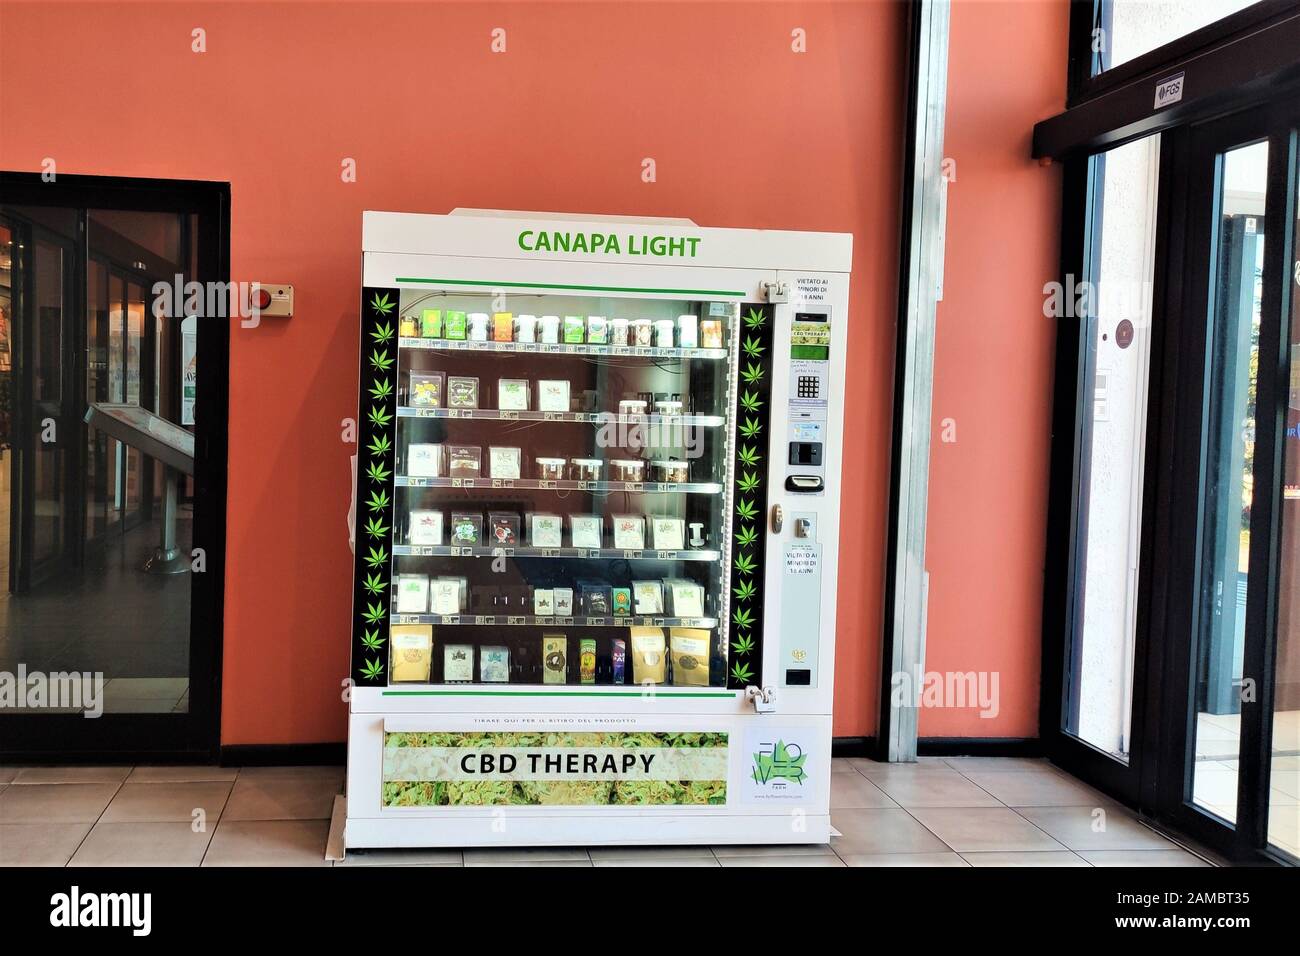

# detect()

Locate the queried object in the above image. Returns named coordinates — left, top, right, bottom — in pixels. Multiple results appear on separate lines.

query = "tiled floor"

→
left=0, top=757, right=1216, bottom=867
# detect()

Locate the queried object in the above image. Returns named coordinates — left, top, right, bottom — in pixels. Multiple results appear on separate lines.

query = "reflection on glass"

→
left=1268, top=160, right=1300, bottom=860
left=386, top=293, right=734, bottom=688
left=31, top=240, right=65, bottom=564
left=86, top=261, right=107, bottom=540
left=1065, top=135, right=1160, bottom=762
left=1193, top=140, right=1268, bottom=824
left=125, top=283, right=145, bottom=520
left=0, top=225, right=12, bottom=584
left=1106, top=0, right=1263, bottom=72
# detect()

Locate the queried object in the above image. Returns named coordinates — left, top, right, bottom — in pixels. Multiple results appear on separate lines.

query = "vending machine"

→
left=345, top=209, right=851, bottom=848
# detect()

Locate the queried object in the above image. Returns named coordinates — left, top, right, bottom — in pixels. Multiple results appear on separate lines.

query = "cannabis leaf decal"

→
left=368, top=405, right=393, bottom=428
left=734, top=552, right=756, bottom=577
left=739, top=389, right=763, bottom=413
left=370, top=320, right=394, bottom=343
left=733, top=605, right=755, bottom=630
left=731, top=633, right=755, bottom=656
left=366, top=434, right=392, bottom=457
left=368, top=377, right=393, bottom=401
left=743, top=307, right=767, bottom=329
left=369, top=348, right=394, bottom=372
left=365, top=461, right=391, bottom=484
left=739, top=416, right=761, bottom=439
left=360, top=628, right=385, bottom=651
left=364, top=546, right=388, bottom=569
left=730, top=661, right=754, bottom=683
left=366, top=489, right=390, bottom=512
left=737, top=470, right=760, bottom=494
left=735, top=498, right=758, bottom=522
left=735, top=524, right=758, bottom=548
left=362, top=601, right=385, bottom=624
left=364, top=516, right=388, bottom=539
left=741, top=335, right=765, bottom=358
left=363, top=572, right=385, bottom=595
left=369, top=292, right=395, bottom=316
left=360, top=657, right=385, bottom=680
left=741, top=361, right=764, bottom=384
left=734, top=578, right=757, bottom=601
left=738, top=444, right=761, bottom=467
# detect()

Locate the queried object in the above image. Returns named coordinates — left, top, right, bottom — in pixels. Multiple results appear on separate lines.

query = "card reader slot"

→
left=784, top=475, right=824, bottom=493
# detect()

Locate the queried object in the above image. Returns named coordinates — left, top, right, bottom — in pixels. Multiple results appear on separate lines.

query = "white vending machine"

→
left=345, top=209, right=852, bottom=848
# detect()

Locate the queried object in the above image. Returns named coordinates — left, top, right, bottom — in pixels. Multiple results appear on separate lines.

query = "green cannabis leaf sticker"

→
left=741, top=335, right=765, bottom=358
left=369, top=348, right=394, bottom=372
left=741, top=361, right=764, bottom=384
left=364, top=516, right=388, bottom=539
left=368, top=405, right=393, bottom=428
left=369, top=377, right=393, bottom=401
left=734, top=578, right=757, bottom=601
left=365, top=461, right=391, bottom=484
left=366, top=489, right=390, bottom=512
left=360, top=628, right=385, bottom=651
left=363, top=572, right=385, bottom=596
left=730, top=661, right=754, bottom=683
left=735, top=524, right=757, bottom=548
left=739, top=389, right=763, bottom=413
left=743, top=307, right=767, bottom=329
left=370, top=320, right=394, bottom=343
left=364, top=546, right=387, bottom=569
left=367, top=434, right=392, bottom=457
left=738, top=444, right=761, bottom=467
left=731, top=633, right=755, bottom=656
left=369, top=292, right=395, bottom=316
left=739, top=416, right=761, bottom=439
left=737, top=470, right=760, bottom=494
left=735, top=498, right=758, bottom=522
left=362, top=601, right=385, bottom=624
left=732, top=605, right=754, bottom=630
left=360, top=657, right=385, bottom=680
left=752, top=740, right=808, bottom=785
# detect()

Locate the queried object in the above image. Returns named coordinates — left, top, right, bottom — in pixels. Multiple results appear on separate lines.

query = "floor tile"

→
left=464, top=847, right=591, bottom=865
left=959, top=770, right=1117, bottom=807
left=1079, top=848, right=1210, bottom=867
left=222, top=775, right=339, bottom=821
left=838, top=851, right=969, bottom=867
left=718, top=853, right=846, bottom=867
left=235, top=765, right=344, bottom=782
left=0, top=768, right=18, bottom=785
left=69, top=821, right=212, bottom=866
left=907, top=807, right=1067, bottom=853
left=869, top=769, right=1002, bottom=808
left=588, top=845, right=715, bottom=861
left=593, top=856, right=720, bottom=867
left=846, top=757, right=947, bottom=777
left=961, top=850, right=1091, bottom=867
left=0, top=783, right=119, bottom=823
left=0, top=823, right=92, bottom=865
left=943, top=756, right=1055, bottom=774
left=12, top=766, right=130, bottom=785
left=103, top=677, right=189, bottom=699
left=202, top=820, right=330, bottom=866
left=830, top=758, right=859, bottom=773
left=830, top=772, right=898, bottom=809
left=712, top=843, right=837, bottom=858
left=1015, top=806, right=1176, bottom=852
left=127, top=765, right=239, bottom=784
left=100, top=781, right=232, bottom=824
left=337, top=848, right=463, bottom=866
left=830, top=808, right=950, bottom=855
left=101, top=698, right=179, bottom=714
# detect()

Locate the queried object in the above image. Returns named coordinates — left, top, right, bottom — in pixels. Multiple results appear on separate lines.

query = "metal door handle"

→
left=771, top=504, right=783, bottom=533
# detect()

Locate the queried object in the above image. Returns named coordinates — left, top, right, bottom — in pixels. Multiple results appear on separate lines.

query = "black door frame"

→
left=0, top=173, right=229, bottom=762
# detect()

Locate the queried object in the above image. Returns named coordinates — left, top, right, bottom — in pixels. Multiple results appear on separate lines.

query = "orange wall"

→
left=0, top=1, right=908, bottom=743
left=922, top=0, right=1067, bottom=738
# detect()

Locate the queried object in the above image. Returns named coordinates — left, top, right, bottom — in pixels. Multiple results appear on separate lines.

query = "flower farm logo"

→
left=751, top=739, right=808, bottom=787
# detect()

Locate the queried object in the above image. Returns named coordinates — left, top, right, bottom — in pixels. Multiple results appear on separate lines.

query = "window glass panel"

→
left=1103, top=0, right=1264, bottom=72
left=1064, top=134, right=1160, bottom=762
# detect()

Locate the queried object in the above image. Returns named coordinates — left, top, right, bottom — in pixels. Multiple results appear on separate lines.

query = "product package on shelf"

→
left=430, top=577, right=462, bottom=615
left=480, top=646, right=510, bottom=683
left=568, top=514, right=603, bottom=549
left=443, top=643, right=474, bottom=682
left=395, top=574, right=430, bottom=613
left=409, top=371, right=445, bottom=407
left=553, top=587, right=574, bottom=617
left=444, top=310, right=468, bottom=340
left=610, top=637, right=627, bottom=683
left=420, top=309, right=442, bottom=338
left=586, top=315, right=608, bottom=344
left=448, top=512, right=483, bottom=545
left=447, top=375, right=480, bottom=408
left=530, top=513, right=563, bottom=548
left=533, top=588, right=555, bottom=615
left=542, top=634, right=567, bottom=683
left=562, top=315, right=585, bottom=344
left=489, top=446, right=522, bottom=479
left=630, top=627, right=666, bottom=684
left=669, top=628, right=711, bottom=686
left=650, top=517, right=686, bottom=550
left=611, top=587, right=632, bottom=616
left=632, top=580, right=664, bottom=615
left=389, top=625, right=433, bottom=683
left=497, top=379, right=530, bottom=410
left=579, top=638, right=597, bottom=684
left=537, top=380, right=570, bottom=412
left=577, top=581, right=610, bottom=616
left=665, top=579, right=706, bottom=618
left=407, top=443, right=445, bottom=478
left=408, top=510, right=443, bottom=546
left=487, top=511, right=520, bottom=546
left=493, top=312, right=514, bottom=342
left=613, top=515, right=646, bottom=550
left=447, top=445, right=482, bottom=478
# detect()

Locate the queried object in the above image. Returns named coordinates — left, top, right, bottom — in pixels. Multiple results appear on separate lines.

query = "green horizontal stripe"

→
left=382, top=689, right=737, bottom=698
left=395, top=277, right=746, bottom=297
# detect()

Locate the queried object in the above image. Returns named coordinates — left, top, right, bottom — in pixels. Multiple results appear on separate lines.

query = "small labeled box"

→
left=611, top=587, right=633, bottom=617
left=666, top=579, right=705, bottom=618
left=650, top=517, right=686, bottom=551
left=420, top=309, right=443, bottom=338
left=487, top=512, right=520, bottom=546
left=447, top=445, right=482, bottom=479
left=579, top=582, right=611, bottom=616
left=444, top=310, right=468, bottom=340
left=389, top=625, right=433, bottom=683
left=407, top=443, right=445, bottom=478
left=443, top=644, right=474, bottom=682
left=533, top=588, right=555, bottom=615
left=395, top=574, right=429, bottom=613
left=399, top=315, right=418, bottom=338
left=489, top=446, right=522, bottom=480
left=630, top=627, right=667, bottom=685
left=536, top=380, right=571, bottom=412
left=480, top=646, right=510, bottom=683
left=430, top=577, right=462, bottom=615
left=530, top=513, right=564, bottom=548
left=408, top=510, right=442, bottom=546
left=447, top=376, right=480, bottom=409
left=493, top=312, right=514, bottom=342
left=409, top=371, right=445, bottom=407
left=586, top=315, right=609, bottom=344
left=542, top=634, right=568, bottom=684
left=612, top=514, right=646, bottom=550
left=448, top=512, right=483, bottom=546
left=670, top=628, right=711, bottom=686
left=497, top=379, right=530, bottom=411
left=632, top=580, right=664, bottom=615
left=562, top=315, right=586, bottom=343
left=568, top=514, right=603, bottom=549
left=700, top=318, right=724, bottom=349
left=553, top=587, right=574, bottom=617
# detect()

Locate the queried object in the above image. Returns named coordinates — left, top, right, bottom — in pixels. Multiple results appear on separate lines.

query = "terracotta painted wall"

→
left=922, top=0, right=1068, bottom=738
left=0, top=1, right=910, bottom=744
